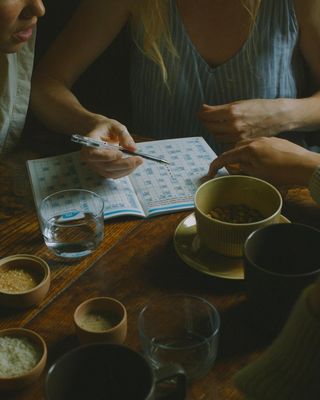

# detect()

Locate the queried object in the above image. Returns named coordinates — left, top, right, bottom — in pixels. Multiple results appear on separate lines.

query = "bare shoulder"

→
left=92, top=0, right=136, bottom=12
left=75, top=0, right=134, bottom=16
left=293, top=0, right=320, bottom=85
left=293, top=0, right=320, bottom=23
left=34, top=0, right=136, bottom=86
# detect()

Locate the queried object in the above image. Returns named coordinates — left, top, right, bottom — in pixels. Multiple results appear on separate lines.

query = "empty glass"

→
left=138, top=294, right=220, bottom=381
left=39, top=189, right=104, bottom=258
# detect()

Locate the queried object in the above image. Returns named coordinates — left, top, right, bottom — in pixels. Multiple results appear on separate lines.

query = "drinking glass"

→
left=39, top=189, right=104, bottom=258
left=138, top=294, right=220, bottom=381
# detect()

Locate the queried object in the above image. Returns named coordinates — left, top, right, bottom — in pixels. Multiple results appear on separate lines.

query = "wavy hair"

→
left=130, top=0, right=261, bottom=82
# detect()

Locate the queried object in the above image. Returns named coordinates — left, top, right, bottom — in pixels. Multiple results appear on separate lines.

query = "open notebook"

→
left=27, top=137, right=227, bottom=219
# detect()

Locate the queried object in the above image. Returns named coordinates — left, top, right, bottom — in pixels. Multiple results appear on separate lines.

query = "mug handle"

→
left=154, top=363, right=187, bottom=399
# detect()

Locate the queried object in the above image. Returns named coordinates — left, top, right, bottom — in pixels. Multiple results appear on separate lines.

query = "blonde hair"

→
left=130, top=0, right=176, bottom=83
left=130, top=0, right=261, bottom=82
left=241, top=0, right=261, bottom=28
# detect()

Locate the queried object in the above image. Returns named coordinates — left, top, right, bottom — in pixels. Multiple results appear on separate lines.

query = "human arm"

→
left=198, top=0, right=320, bottom=144
left=31, top=0, right=143, bottom=179
left=208, top=136, right=320, bottom=189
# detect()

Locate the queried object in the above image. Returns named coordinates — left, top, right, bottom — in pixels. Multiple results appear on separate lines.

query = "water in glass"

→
left=149, top=332, right=217, bottom=380
left=43, top=211, right=104, bottom=258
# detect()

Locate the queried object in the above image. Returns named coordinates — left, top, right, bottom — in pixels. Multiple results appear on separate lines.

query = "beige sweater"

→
left=234, top=286, right=320, bottom=400
left=309, top=166, right=320, bottom=204
left=234, top=168, right=320, bottom=399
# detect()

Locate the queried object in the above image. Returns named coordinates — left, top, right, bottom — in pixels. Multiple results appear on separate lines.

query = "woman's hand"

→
left=208, top=136, right=320, bottom=186
left=198, top=99, right=290, bottom=144
left=81, top=117, right=143, bottom=179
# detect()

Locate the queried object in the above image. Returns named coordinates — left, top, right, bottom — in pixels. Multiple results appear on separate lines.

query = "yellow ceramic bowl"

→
left=194, top=175, right=283, bottom=257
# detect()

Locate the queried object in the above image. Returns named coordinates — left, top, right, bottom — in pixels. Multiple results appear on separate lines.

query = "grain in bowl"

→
left=0, top=254, right=50, bottom=308
left=0, top=328, right=47, bottom=391
left=0, top=336, right=41, bottom=378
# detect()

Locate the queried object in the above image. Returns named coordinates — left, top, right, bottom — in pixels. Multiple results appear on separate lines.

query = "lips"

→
left=13, top=27, right=34, bottom=42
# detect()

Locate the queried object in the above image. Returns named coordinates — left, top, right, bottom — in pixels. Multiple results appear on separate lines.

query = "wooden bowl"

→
left=0, top=254, right=50, bottom=308
left=0, top=328, right=47, bottom=391
left=74, top=297, right=127, bottom=345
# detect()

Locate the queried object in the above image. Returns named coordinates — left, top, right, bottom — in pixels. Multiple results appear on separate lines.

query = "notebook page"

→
left=27, top=152, right=145, bottom=219
left=130, top=137, right=227, bottom=217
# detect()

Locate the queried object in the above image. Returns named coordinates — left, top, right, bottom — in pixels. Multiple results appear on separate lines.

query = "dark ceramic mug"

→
left=45, top=343, right=186, bottom=400
left=244, top=223, right=320, bottom=335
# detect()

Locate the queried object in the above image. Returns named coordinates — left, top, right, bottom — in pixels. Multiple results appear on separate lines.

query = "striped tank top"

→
left=130, top=0, right=308, bottom=154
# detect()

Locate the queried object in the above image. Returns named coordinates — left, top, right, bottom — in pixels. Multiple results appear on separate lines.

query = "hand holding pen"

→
left=77, top=127, right=145, bottom=179
left=72, top=134, right=169, bottom=164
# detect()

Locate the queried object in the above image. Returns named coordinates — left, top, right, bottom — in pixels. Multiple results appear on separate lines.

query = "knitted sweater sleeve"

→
left=309, top=166, right=320, bottom=204
left=233, top=285, right=320, bottom=400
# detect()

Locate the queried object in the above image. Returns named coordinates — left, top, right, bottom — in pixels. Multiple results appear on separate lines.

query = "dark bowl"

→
left=45, top=344, right=153, bottom=400
left=244, top=223, right=320, bottom=334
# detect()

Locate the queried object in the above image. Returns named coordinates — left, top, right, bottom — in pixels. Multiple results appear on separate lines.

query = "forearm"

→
left=275, top=92, right=320, bottom=133
left=30, top=74, right=107, bottom=136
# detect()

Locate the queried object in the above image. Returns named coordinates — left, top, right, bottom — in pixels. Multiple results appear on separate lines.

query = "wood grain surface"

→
left=1, top=145, right=319, bottom=400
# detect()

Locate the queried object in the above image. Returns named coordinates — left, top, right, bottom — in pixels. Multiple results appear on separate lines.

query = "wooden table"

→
left=1, top=145, right=320, bottom=400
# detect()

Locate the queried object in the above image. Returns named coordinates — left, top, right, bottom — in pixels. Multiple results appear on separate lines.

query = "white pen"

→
left=71, top=134, right=170, bottom=165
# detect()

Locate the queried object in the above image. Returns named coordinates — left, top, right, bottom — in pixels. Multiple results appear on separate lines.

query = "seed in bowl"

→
left=207, top=204, right=264, bottom=224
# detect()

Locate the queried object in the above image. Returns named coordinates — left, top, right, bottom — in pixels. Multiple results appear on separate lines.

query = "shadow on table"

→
left=218, top=299, right=278, bottom=362
left=46, top=334, right=78, bottom=366
left=146, top=238, right=245, bottom=295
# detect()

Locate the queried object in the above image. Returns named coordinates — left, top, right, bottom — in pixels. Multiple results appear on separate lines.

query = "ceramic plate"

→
left=174, top=213, right=290, bottom=280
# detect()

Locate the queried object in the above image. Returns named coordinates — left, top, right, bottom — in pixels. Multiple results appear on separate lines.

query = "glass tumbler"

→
left=138, top=294, right=220, bottom=381
left=39, top=189, right=104, bottom=258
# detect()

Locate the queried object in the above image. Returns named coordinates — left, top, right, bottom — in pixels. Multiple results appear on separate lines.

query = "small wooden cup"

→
left=74, top=297, right=127, bottom=345
left=0, top=328, right=47, bottom=391
left=0, top=254, right=50, bottom=308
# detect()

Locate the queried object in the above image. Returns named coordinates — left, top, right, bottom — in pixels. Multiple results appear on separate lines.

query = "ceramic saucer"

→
left=173, top=213, right=290, bottom=280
